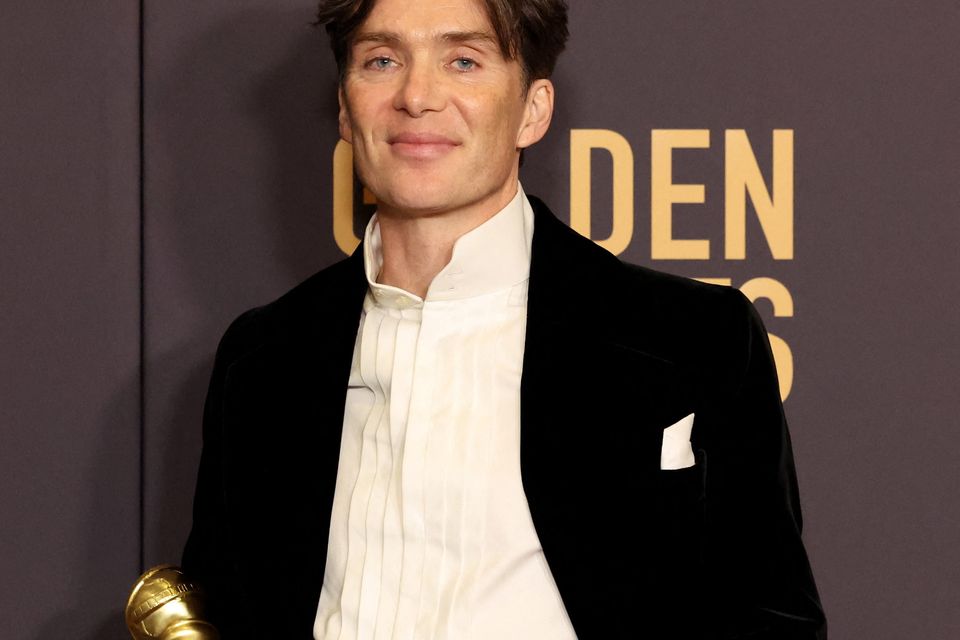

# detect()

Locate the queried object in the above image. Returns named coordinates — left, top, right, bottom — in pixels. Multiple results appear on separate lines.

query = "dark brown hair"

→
left=314, top=0, right=569, bottom=89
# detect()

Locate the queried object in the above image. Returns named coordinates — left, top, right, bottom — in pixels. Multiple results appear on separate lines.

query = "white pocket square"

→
left=660, top=412, right=696, bottom=470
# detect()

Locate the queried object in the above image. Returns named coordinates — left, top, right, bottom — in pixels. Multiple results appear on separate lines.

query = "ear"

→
left=338, top=85, right=353, bottom=144
left=516, top=79, right=555, bottom=150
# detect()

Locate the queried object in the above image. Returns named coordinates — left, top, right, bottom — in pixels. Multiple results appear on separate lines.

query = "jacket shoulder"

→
left=213, top=254, right=362, bottom=367
left=620, top=261, right=751, bottom=327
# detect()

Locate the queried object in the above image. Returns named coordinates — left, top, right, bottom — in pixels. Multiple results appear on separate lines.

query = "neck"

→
left=375, top=181, right=519, bottom=298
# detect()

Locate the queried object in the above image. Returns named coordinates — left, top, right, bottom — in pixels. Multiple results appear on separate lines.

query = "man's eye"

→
left=366, top=56, right=395, bottom=70
left=452, top=57, right=477, bottom=71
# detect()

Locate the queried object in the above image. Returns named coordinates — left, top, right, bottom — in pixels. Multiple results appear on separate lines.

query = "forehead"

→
left=357, top=0, right=495, bottom=43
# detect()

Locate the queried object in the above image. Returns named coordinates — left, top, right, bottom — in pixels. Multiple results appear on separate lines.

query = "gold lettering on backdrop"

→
left=724, top=129, right=794, bottom=260
left=694, top=277, right=794, bottom=401
left=569, top=129, right=635, bottom=255
left=333, top=140, right=360, bottom=254
left=651, top=129, right=711, bottom=260
left=335, top=129, right=795, bottom=262
left=740, top=277, right=794, bottom=400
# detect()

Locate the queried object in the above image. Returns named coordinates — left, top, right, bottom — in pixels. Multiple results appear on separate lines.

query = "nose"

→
left=393, top=60, right=446, bottom=117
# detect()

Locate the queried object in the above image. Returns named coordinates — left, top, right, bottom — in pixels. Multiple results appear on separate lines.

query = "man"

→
left=183, top=0, right=826, bottom=637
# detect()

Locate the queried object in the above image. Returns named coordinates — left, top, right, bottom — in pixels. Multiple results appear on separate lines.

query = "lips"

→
left=388, top=132, right=460, bottom=159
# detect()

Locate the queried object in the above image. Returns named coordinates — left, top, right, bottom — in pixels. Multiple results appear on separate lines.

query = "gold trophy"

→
left=125, top=565, right=220, bottom=639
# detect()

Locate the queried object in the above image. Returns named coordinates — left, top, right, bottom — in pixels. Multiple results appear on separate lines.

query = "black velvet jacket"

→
left=183, top=196, right=826, bottom=639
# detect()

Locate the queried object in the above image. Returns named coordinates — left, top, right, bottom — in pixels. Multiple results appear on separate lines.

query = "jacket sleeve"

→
left=702, top=289, right=827, bottom=639
left=181, top=311, right=257, bottom=636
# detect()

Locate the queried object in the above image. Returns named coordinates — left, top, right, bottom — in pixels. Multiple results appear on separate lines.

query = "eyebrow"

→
left=440, top=31, right=499, bottom=47
left=352, top=30, right=499, bottom=49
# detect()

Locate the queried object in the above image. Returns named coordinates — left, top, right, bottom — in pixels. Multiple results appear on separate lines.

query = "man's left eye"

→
left=452, top=57, right=476, bottom=71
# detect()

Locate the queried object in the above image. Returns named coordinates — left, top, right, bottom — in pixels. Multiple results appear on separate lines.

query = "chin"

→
left=371, top=174, right=473, bottom=217
left=380, top=190, right=459, bottom=216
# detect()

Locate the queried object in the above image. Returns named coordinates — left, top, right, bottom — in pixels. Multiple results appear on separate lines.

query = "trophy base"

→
left=160, top=620, right=220, bottom=640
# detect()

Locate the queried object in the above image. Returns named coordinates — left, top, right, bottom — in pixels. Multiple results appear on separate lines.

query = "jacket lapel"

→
left=221, top=248, right=367, bottom=624
left=519, top=196, right=694, bottom=631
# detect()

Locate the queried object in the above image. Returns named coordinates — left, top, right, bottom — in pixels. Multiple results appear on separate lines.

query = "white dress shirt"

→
left=313, top=185, right=578, bottom=640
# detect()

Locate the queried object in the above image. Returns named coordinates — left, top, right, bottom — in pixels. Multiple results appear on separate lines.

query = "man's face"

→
left=339, top=0, right=552, bottom=219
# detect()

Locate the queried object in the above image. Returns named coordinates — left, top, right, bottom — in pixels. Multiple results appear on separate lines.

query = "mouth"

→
left=388, top=133, right=460, bottom=160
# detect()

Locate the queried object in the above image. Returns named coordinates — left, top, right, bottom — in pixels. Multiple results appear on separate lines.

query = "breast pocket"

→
left=659, top=448, right=706, bottom=503
left=654, top=448, right=707, bottom=585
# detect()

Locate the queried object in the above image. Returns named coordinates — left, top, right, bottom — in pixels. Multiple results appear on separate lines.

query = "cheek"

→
left=341, top=84, right=382, bottom=138
left=461, top=94, right=524, bottom=145
left=341, top=109, right=383, bottom=169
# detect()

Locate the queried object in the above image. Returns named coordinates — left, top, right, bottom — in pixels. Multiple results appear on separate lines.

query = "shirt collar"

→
left=362, top=183, right=534, bottom=308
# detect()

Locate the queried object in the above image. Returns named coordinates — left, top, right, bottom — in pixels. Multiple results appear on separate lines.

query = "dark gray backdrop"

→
left=2, top=1, right=958, bottom=638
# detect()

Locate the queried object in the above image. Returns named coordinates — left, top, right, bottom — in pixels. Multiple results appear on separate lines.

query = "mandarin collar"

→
left=362, top=184, right=534, bottom=309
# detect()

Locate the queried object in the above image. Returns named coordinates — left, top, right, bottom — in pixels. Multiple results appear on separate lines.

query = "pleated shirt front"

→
left=313, top=187, right=577, bottom=640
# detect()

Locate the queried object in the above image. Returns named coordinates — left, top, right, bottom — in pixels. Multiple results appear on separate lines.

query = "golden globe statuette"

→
left=125, top=565, right=220, bottom=639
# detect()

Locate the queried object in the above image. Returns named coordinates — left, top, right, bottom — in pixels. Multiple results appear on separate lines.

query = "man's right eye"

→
left=366, top=56, right=395, bottom=70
